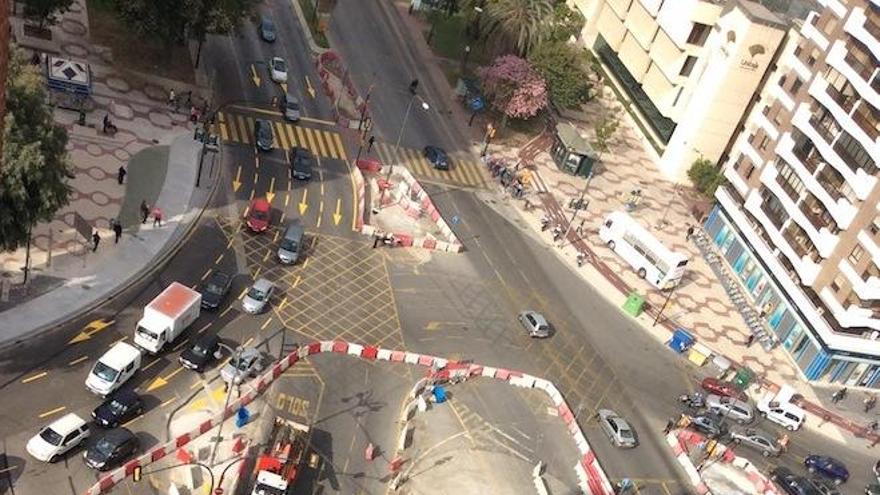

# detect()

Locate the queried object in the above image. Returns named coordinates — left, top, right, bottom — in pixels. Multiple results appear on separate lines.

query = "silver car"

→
left=705, top=393, right=755, bottom=424
left=282, top=93, right=301, bottom=122
left=729, top=428, right=781, bottom=457
left=242, top=278, right=274, bottom=314
left=597, top=409, right=637, bottom=448
left=220, top=348, right=263, bottom=384
left=518, top=311, right=550, bottom=338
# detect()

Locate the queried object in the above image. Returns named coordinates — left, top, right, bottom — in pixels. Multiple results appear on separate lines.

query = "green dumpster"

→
left=733, top=367, right=754, bottom=389
left=622, top=292, right=645, bottom=317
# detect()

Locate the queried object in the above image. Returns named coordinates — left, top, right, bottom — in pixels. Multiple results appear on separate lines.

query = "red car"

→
left=701, top=377, right=743, bottom=399
left=246, top=198, right=271, bottom=233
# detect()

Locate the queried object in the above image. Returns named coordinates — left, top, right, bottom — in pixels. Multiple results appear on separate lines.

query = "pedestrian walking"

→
left=777, top=433, right=789, bottom=453
left=577, top=219, right=586, bottom=237
left=113, top=220, right=122, bottom=244
left=685, top=225, right=695, bottom=241
left=832, top=387, right=847, bottom=404
left=168, top=88, right=176, bottom=109
left=102, top=113, right=110, bottom=134
left=367, top=135, right=375, bottom=153
left=189, top=105, right=199, bottom=124
left=140, top=200, right=150, bottom=224
left=92, top=231, right=100, bottom=252
left=117, top=165, right=126, bottom=185
left=870, top=420, right=879, bottom=432
left=865, top=395, right=877, bottom=413
left=152, top=207, right=163, bottom=227
left=663, top=418, right=675, bottom=434
left=373, top=234, right=381, bottom=249
left=745, top=333, right=755, bottom=347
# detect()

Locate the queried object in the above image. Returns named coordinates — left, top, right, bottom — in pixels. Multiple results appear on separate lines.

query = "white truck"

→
left=134, top=282, right=201, bottom=354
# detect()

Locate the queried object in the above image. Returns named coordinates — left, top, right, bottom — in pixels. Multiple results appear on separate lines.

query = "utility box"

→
left=622, top=292, right=644, bottom=317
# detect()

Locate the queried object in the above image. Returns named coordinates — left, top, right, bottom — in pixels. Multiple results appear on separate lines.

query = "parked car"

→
left=701, top=377, right=744, bottom=399
left=84, top=428, right=139, bottom=471
left=26, top=413, right=90, bottom=463
left=290, top=147, right=313, bottom=180
left=242, top=278, right=275, bottom=314
left=258, top=17, right=276, bottom=42
left=597, top=409, right=637, bottom=448
left=254, top=119, right=274, bottom=151
left=270, top=57, right=288, bottom=83
left=220, top=347, right=264, bottom=384
left=423, top=145, right=449, bottom=170
left=705, top=394, right=755, bottom=424
left=246, top=198, right=271, bottom=233
left=689, top=413, right=728, bottom=438
left=865, top=484, right=880, bottom=495
left=282, top=93, right=301, bottom=121
left=729, top=428, right=781, bottom=457
left=200, top=270, right=232, bottom=310
left=92, top=390, right=144, bottom=429
left=810, top=479, right=841, bottom=495
left=805, top=455, right=849, bottom=485
left=771, top=467, right=825, bottom=495
left=517, top=311, right=550, bottom=338
left=179, top=334, right=221, bottom=372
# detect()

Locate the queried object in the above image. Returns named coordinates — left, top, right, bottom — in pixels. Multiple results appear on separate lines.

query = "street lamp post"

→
left=460, top=45, right=471, bottom=74
left=210, top=345, right=243, bottom=465
left=387, top=94, right=429, bottom=179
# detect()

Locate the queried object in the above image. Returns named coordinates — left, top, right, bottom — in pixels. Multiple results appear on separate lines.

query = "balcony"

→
left=840, top=259, right=880, bottom=301
left=802, top=11, right=830, bottom=51
left=810, top=77, right=877, bottom=157
left=825, top=82, right=856, bottom=113
left=859, top=230, right=880, bottom=271
left=799, top=194, right=839, bottom=235
left=845, top=7, right=880, bottom=65
left=820, top=287, right=880, bottom=332
left=817, top=0, right=848, bottom=19
left=827, top=41, right=880, bottom=111
left=723, top=160, right=751, bottom=196
left=851, top=104, right=880, bottom=141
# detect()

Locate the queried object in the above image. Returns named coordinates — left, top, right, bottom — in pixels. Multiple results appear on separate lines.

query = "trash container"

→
left=668, top=329, right=695, bottom=354
left=733, top=367, right=754, bottom=389
left=622, top=292, right=645, bottom=317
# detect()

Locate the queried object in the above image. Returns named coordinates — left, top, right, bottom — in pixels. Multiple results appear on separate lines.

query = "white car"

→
left=242, top=278, right=275, bottom=314
left=26, top=413, right=90, bottom=462
left=270, top=57, right=288, bottom=83
left=597, top=409, right=637, bottom=448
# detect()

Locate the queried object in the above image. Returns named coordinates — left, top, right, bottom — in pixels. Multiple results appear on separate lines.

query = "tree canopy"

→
left=688, top=157, right=726, bottom=198
left=478, top=54, right=548, bottom=121
left=529, top=40, right=593, bottom=109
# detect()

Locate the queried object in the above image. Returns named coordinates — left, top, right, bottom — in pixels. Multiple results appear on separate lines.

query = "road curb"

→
left=288, top=0, right=328, bottom=55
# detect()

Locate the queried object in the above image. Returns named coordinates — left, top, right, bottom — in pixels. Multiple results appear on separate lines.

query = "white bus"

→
left=599, top=211, right=688, bottom=290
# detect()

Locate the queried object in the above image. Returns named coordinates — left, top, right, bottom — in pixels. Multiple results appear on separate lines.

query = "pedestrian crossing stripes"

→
left=216, top=112, right=347, bottom=161
left=374, top=142, right=487, bottom=189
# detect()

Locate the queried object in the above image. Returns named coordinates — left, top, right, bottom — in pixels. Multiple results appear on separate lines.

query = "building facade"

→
left=569, top=0, right=815, bottom=180
left=709, top=0, right=880, bottom=386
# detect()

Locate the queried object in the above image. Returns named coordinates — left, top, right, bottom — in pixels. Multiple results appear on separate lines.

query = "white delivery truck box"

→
left=134, top=282, right=201, bottom=353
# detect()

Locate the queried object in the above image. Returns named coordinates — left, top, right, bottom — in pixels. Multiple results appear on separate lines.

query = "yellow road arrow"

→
left=232, top=165, right=243, bottom=192
left=333, top=199, right=343, bottom=226
left=298, top=189, right=309, bottom=215
left=280, top=82, right=288, bottom=93
left=305, top=76, right=316, bottom=98
left=146, top=367, right=184, bottom=392
left=266, top=177, right=276, bottom=204
left=250, top=64, right=262, bottom=87
left=68, top=319, right=115, bottom=345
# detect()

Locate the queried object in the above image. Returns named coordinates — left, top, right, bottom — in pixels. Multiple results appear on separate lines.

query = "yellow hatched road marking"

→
left=305, top=128, right=320, bottom=157
left=274, top=122, right=289, bottom=149
left=225, top=113, right=238, bottom=142
left=239, top=115, right=253, bottom=144
left=323, top=131, right=339, bottom=159
left=284, top=125, right=298, bottom=149
left=457, top=159, right=480, bottom=185
left=332, top=133, right=347, bottom=160
left=219, top=115, right=229, bottom=141
left=314, top=130, right=329, bottom=158
left=295, top=126, right=308, bottom=152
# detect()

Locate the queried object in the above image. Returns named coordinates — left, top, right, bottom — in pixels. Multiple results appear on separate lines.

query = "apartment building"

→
left=569, top=0, right=815, bottom=180
left=708, top=0, right=880, bottom=386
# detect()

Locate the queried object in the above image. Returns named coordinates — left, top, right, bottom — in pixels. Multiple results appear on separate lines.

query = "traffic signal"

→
left=409, top=79, right=419, bottom=95
left=133, top=465, right=142, bottom=482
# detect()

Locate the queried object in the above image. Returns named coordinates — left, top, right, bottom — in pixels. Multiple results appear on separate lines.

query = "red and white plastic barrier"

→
left=83, top=341, right=612, bottom=495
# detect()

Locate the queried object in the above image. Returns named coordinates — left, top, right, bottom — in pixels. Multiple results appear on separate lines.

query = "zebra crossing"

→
left=374, top=142, right=488, bottom=189
left=216, top=111, right=347, bottom=160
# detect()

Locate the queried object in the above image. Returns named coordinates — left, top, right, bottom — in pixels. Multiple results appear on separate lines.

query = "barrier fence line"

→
left=83, top=341, right=613, bottom=495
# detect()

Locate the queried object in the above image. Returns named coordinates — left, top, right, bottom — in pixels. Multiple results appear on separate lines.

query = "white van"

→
left=86, top=342, right=142, bottom=397
left=757, top=385, right=806, bottom=431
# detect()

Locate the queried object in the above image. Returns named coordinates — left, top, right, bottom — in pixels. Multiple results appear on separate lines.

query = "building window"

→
left=871, top=216, right=880, bottom=236
left=831, top=274, right=847, bottom=293
left=822, top=15, right=839, bottom=36
left=680, top=56, right=697, bottom=77
left=778, top=160, right=806, bottom=199
left=850, top=244, right=865, bottom=264
left=686, top=23, right=712, bottom=46
left=778, top=74, right=787, bottom=88
left=790, top=77, right=803, bottom=95
left=808, top=48, right=821, bottom=66
left=758, top=134, right=771, bottom=151
left=862, top=262, right=880, bottom=282
left=834, top=132, right=878, bottom=175
left=794, top=44, right=803, bottom=58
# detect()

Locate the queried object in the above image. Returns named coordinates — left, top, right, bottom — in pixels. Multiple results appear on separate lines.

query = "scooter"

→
left=679, top=392, right=705, bottom=409
left=540, top=216, right=551, bottom=232
left=576, top=251, right=587, bottom=267
left=552, top=226, right=564, bottom=242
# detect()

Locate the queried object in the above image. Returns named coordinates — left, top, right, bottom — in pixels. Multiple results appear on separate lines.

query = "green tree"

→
left=486, top=0, right=553, bottom=56
left=21, top=0, right=74, bottom=30
left=592, top=112, right=619, bottom=160
left=0, top=49, right=72, bottom=252
left=544, top=1, right=584, bottom=44
left=529, top=40, right=592, bottom=109
left=687, top=157, right=725, bottom=198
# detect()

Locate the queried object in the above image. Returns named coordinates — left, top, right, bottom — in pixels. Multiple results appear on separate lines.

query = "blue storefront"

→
left=705, top=204, right=880, bottom=388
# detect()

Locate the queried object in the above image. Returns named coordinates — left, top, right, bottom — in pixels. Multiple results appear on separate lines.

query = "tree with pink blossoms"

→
left=478, top=54, right=548, bottom=129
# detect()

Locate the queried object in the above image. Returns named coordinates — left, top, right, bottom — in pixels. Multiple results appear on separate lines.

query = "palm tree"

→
left=486, top=0, right=553, bottom=56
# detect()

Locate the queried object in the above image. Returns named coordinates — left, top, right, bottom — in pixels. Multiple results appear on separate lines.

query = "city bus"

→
left=598, top=211, right=689, bottom=290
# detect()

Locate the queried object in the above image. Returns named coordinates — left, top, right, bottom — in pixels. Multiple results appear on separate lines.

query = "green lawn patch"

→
left=298, top=0, right=329, bottom=48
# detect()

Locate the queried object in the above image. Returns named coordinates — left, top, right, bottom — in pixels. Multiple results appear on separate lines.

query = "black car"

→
left=290, top=147, right=313, bottom=180
left=689, top=413, right=728, bottom=438
left=84, top=428, right=138, bottom=470
left=92, top=390, right=144, bottom=429
left=259, top=17, right=276, bottom=42
left=423, top=145, right=449, bottom=170
left=200, top=270, right=232, bottom=310
left=771, top=467, right=824, bottom=495
left=179, top=334, right=221, bottom=372
left=254, top=119, right=273, bottom=152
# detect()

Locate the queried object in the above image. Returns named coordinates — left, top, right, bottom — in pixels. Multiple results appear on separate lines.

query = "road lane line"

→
left=142, top=358, right=162, bottom=372
left=263, top=249, right=271, bottom=262
left=278, top=296, right=288, bottom=311
left=201, top=269, right=212, bottom=281
left=38, top=406, right=66, bottom=418
left=109, top=336, right=128, bottom=347
left=238, top=287, right=247, bottom=300
left=253, top=266, right=262, bottom=278
left=273, top=231, right=280, bottom=243
left=172, top=338, right=191, bottom=352
left=220, top=306, right=234, bottom=318
left=243, top=337, right=254, bottom=348
left=122, top=414, right=144, bottom=429
left=317, top=201, right=324, bottom=228
left=261, top=317, right=273, bottom=330
left=68, top=356, right=89, bottom=366
left=293, top=276, right=301, bottom=288
left=214, top=253, right=224, bottom=264
left=160, top=396, right=178, bottom=408
left=22, top=371, right=48, bottom=383
left=280, top=211, right=287, bottom=224
left=285, top=193, right=290, bottom=207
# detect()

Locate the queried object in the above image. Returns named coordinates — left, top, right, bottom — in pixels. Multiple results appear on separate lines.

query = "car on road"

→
left=701, top=377, right=743, bottom=399
left=705, top=394, right=755, bottom=424
left=179, top=334, right=221, bottom=372
left=258, top=17, right=276, bottom=42
left=84, top=428, right=139, bottom=471
left=423, top=145, right=450, bottom=170
left=220, top=347, right=264, bottom=384
left=729, top=428, right=781, bottom=457
left=290, top=146, right=313, bottom=180
left=597, top=409, right=637, bottom=448
left=771, top=467, right=824, bottom=495
left=254, top=118, right=274, bottom=151
left=517, top=311, right=550, bottom=338
left=246, top=198, right=271, bottom=233
left=805, top=455, right=848, bottom=485
left=92, top=390, right=144, bottom=429
left=811, top=479, right=841, bottom=495
left=688, top=413, right=728, bottom=438
left=270, top=57, right=288, bottom=83
left=282, top=93, right=301, bottom=122
left=242, top=278, right=275, bottom=314
left=866, top=484, right=880, bottom=495
left=26, top=413, right=90, bottom=463
left=199, top=270, right=232, bottom=310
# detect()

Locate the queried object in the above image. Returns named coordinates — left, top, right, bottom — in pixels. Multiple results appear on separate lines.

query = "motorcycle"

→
left=679, top=392, right=705, bottom=409
left=552, top=226, right=564, bottom=242
left=576, top=251, right=587, bottom=267
left=540, top=216, right=551, bottom=232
